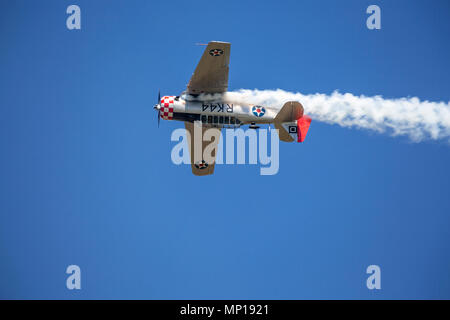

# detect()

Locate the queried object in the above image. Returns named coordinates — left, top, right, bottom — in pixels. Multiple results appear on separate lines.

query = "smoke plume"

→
left=226, top=89, right=450, bottom=142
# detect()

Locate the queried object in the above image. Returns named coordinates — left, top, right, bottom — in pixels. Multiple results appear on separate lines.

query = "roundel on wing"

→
left=252, top=106, right=266, bottom=117
left=209, top=49, right=224, bottom=56
left=194, top=160, right=209, bottom=170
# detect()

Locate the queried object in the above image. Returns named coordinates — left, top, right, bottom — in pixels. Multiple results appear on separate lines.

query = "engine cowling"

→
left=160, top=96, right=176, bottom=120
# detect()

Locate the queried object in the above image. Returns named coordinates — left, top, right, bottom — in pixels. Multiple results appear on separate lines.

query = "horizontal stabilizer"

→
left=275, top=101, right=304, bottom=122
left=275, top=122, right=295, bottom=142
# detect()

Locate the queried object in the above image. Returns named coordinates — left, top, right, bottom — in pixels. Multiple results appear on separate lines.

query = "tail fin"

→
left=274, top=101, right=311, bottom=143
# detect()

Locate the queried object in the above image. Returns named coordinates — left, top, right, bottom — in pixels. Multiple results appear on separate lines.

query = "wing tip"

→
left=209, top=40, right=231, bottom=45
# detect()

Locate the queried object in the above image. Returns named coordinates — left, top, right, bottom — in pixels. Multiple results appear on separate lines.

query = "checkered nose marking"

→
left=160, top=96, right=175, bottom=120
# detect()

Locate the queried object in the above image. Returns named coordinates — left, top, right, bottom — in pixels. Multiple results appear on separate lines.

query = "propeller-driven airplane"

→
left=154, top=41, right=311, bottom=176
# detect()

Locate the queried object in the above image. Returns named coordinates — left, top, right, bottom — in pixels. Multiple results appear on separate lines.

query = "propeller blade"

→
left=157, top=89, right=161, bottom=128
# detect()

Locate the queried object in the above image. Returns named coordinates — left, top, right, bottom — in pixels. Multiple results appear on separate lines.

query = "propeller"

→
left=154, top=90, right=161, bottom=127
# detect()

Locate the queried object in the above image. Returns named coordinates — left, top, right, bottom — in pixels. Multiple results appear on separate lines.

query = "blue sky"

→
left=1, top=0, right=449, bottom=299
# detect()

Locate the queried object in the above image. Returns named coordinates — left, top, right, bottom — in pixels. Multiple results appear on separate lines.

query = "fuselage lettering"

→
left=201, top=103, right=234, bottom=113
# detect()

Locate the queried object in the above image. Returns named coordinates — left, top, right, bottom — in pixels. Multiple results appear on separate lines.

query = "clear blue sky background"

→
left=1, top=0, right=449, bottom=299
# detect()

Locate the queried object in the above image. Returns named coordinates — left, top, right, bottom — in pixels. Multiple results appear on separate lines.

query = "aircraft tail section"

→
left=274, top=101, right=311, bottom=142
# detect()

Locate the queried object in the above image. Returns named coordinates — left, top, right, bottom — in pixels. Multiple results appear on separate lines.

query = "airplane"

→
left=154, top=41, right=312, bottom=176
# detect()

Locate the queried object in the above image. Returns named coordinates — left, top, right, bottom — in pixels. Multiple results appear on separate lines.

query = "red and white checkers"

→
left=160, top=96, right=175, bottom=120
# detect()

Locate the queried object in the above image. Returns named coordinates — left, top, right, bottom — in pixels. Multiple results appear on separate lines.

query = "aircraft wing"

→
left=184, top=122, right=221, bottom=176
left=187, top=41, right=230, bottom=95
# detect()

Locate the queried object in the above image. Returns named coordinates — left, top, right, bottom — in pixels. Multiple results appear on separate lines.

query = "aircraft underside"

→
left=171, top=112, right=244, bottom=128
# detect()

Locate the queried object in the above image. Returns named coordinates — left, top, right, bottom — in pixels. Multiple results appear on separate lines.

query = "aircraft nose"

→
left=154, top=96, right=164, bottom=110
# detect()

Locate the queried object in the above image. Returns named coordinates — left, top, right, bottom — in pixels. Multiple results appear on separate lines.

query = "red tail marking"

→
left=297, top=115, right=312, bottom=142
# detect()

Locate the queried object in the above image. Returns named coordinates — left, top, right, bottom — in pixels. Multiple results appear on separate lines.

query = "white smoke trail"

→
left=224, top=89, right=450, bottom=142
